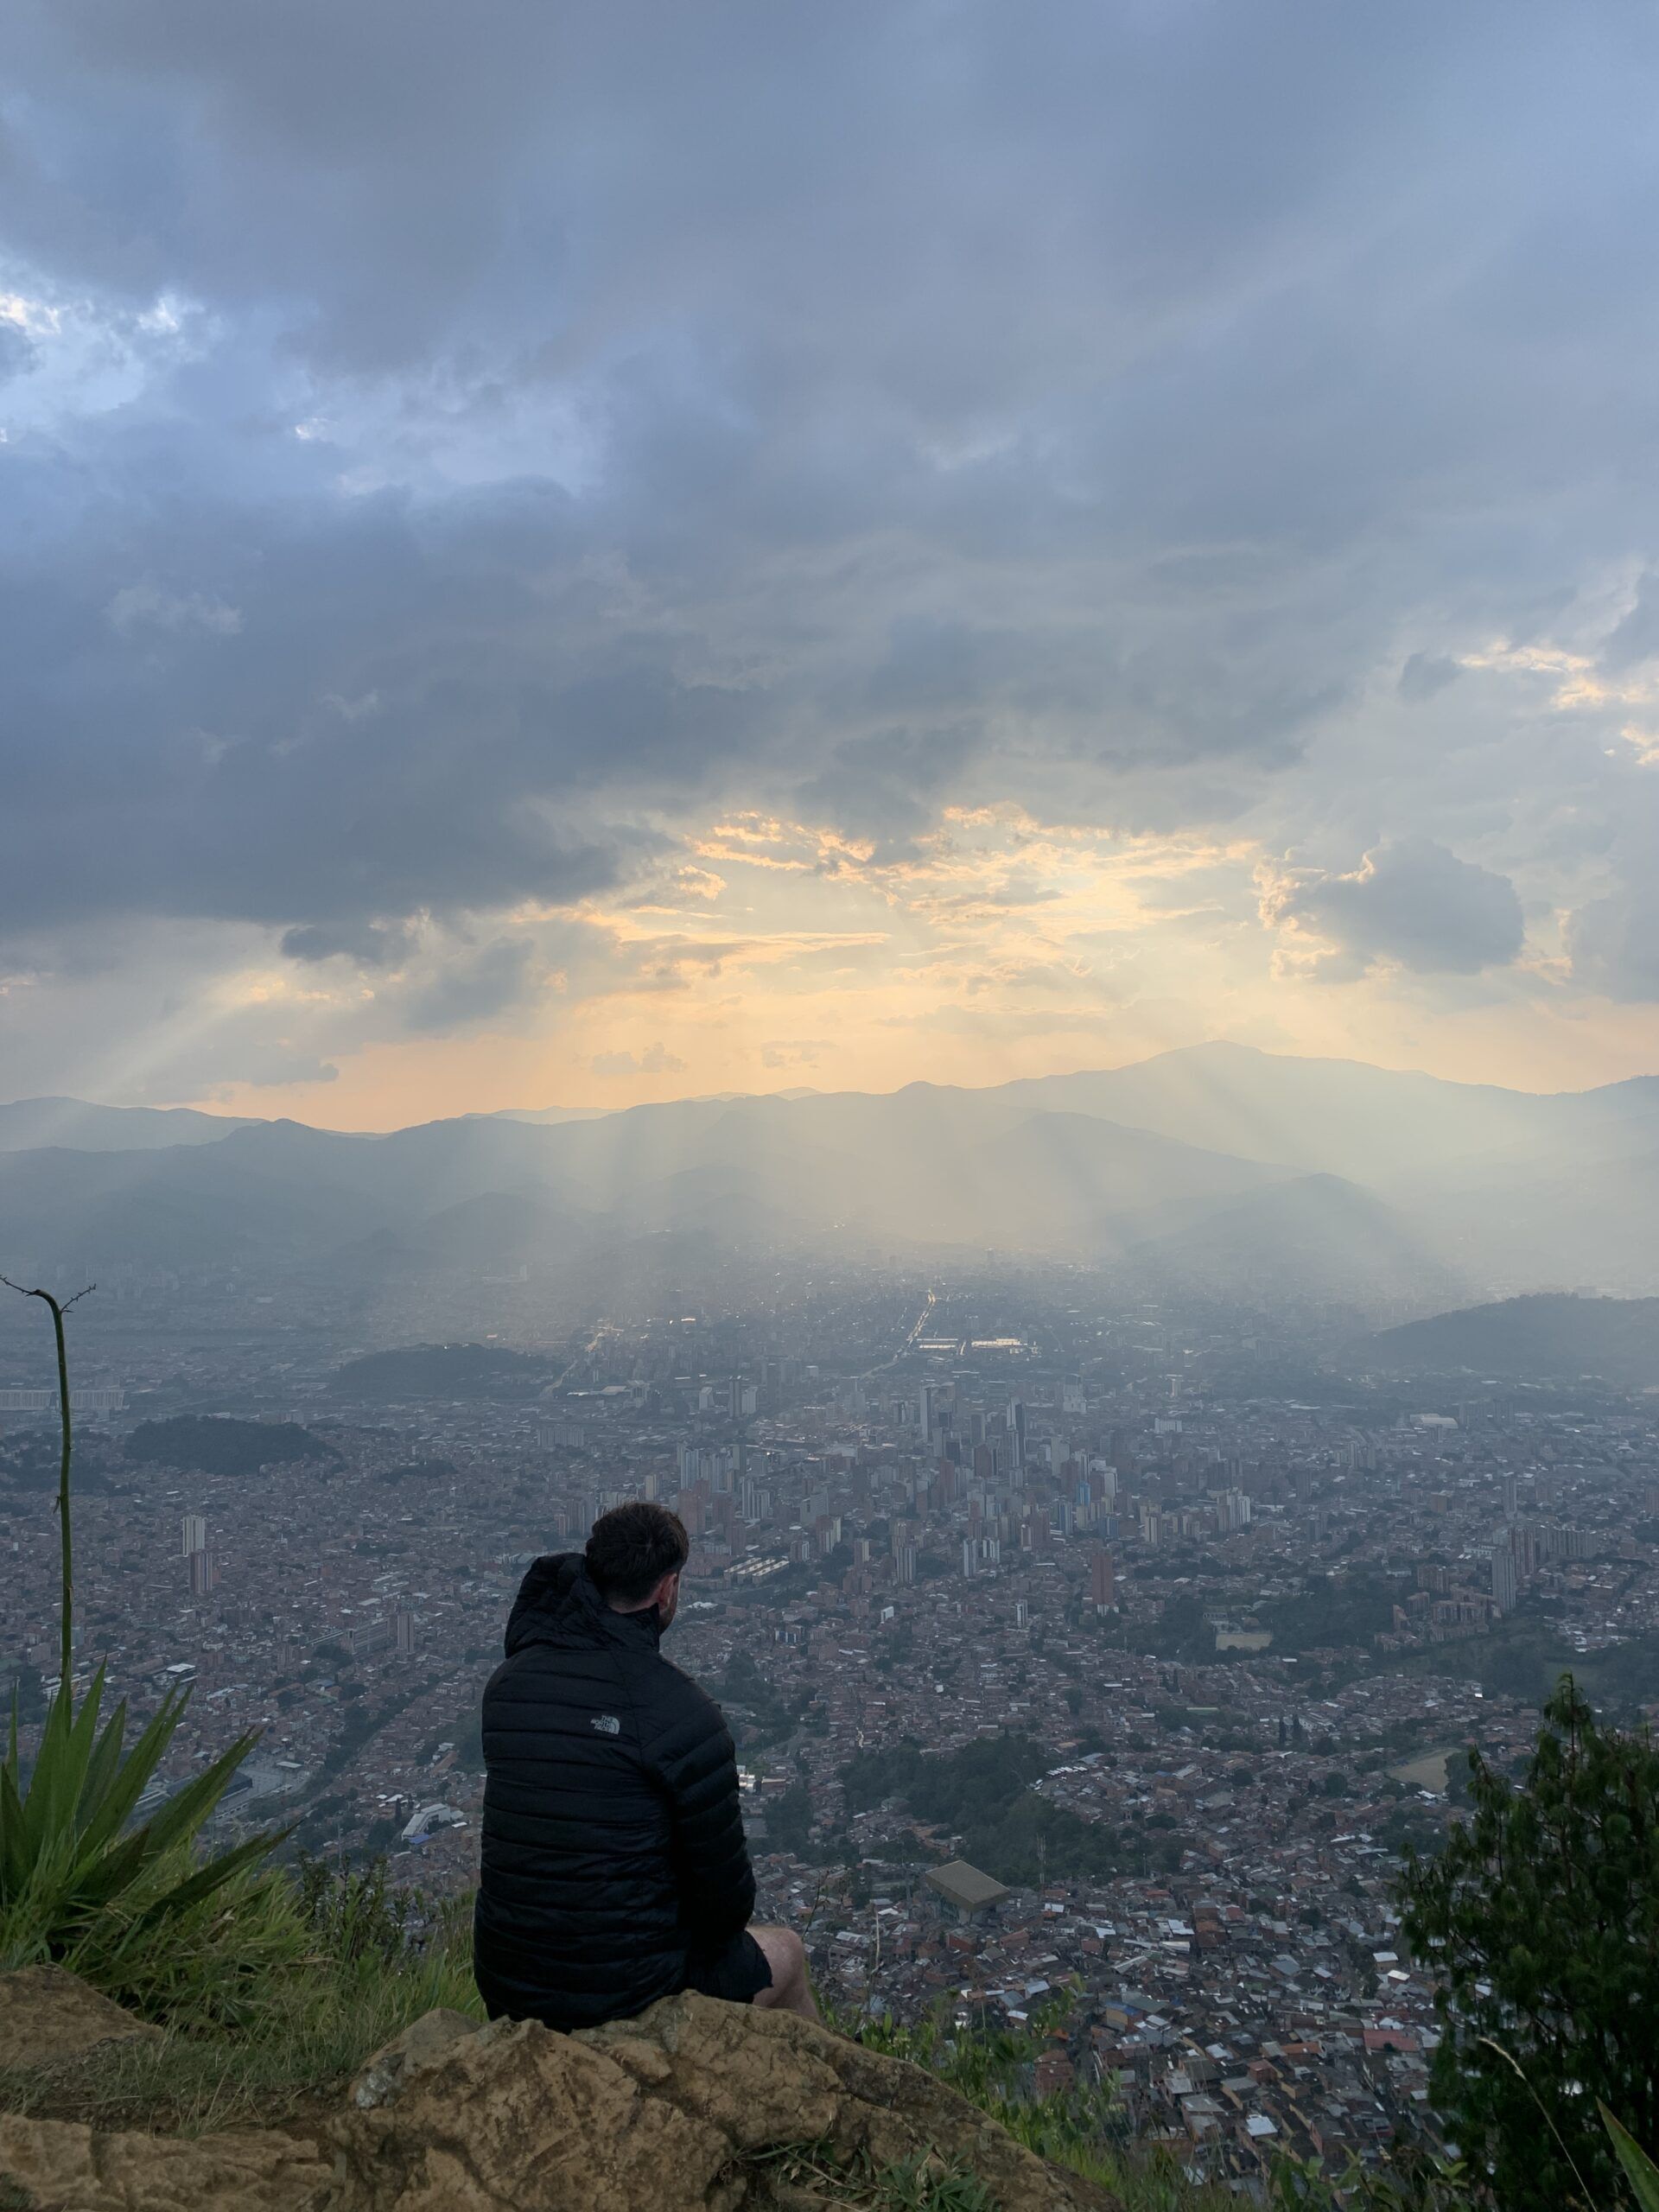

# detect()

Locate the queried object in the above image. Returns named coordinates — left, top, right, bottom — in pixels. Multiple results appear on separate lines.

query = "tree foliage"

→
left=839, top=1732, right=1118, bottom=1885
left=1397, top=1676, right=1659, bottom=2212
left=126, top=1414, right=337, bottom=1477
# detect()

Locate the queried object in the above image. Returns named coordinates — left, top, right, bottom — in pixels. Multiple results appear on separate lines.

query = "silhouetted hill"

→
left=125, top=1415, right=339, bottom=1476
left=1366, top=1294, right=1659, bottom=1385
left=329, top=1343, right=556, bottom=1400
left=1128, top=1173, right=1467, bottom=1308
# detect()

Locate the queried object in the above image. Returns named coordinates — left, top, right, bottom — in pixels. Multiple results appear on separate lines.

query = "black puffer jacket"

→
left=473, top=1553, right=754, bottom=2029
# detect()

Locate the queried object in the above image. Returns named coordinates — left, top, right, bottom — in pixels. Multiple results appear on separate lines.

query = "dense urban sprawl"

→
left=5, top=1265, right=1657, bottom=2187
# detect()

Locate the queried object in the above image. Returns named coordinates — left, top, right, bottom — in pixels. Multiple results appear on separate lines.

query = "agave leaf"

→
left=1600, top=2103, right=1659, bottom=2212
left=74, top=1699, right=130, bottom=1837
left=16, top=1683, right=72, bottom=1860
left=0, top=1758, right=34, bottom=1898
left=122, top=1823, right=289, bottom=1935
left=137, top=1729, right=264, bottom=1859
left=65, top=1818, right=174, bottom=1913
left=61, top=1732, right=261, bottom=1921
left=21, top=1673, right=105, bottom=1859
left=73, top=1690, right=188, bottom=1859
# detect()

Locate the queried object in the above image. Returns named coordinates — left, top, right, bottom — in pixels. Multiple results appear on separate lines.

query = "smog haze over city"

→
left=5, top=3, right=1659, bottom=2183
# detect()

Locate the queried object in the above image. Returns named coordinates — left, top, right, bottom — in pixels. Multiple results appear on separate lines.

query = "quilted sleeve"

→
left=647, top=1677, right=755, bottom=1950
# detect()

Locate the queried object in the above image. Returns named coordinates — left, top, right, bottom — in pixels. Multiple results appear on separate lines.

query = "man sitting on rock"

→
left=474, top=1499, right=818, bottom=2030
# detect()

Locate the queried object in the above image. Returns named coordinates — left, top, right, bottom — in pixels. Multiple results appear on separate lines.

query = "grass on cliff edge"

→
left=830, top=1995, right=1241, bottom=2212
left=1, top=1853, right=1454, bottom=2212
left=0, top=1859, right=481, bottom=2137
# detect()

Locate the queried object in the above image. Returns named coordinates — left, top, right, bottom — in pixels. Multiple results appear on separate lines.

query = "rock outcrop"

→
left=0, top=2113, right=339, bottom=2212
left=0, top=1979, right=1125, bottom=2212
left=0, top=1966, right=162, bottom=2068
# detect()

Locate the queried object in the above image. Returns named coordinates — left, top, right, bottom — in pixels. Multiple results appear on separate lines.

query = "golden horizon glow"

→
left=178, top=802, right=1659, bottom=1132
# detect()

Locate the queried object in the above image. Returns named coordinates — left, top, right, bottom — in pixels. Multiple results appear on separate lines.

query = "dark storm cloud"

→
left=399, top=937, right=542, bottom=1034
left=0, top=454, right=759, bottom=934
left=1263, top=837, right=1526, bottom=981
left=3, top=0, right=1659, bottom=1066
left=280, top=920, right=418, bottom=969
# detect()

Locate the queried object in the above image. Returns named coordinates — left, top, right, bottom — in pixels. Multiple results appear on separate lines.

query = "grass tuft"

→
left=0, top=1859, right=481, bottom=2137
left=751, top=2139, right=999, bottom=2209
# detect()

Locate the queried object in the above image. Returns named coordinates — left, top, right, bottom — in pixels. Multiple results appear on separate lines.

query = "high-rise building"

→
left=1214, top=1488, right=1253, bottom=1534
left=918, top=1382, right=938, bottom=1446
left=1090, top=1548, right=1116, bottom=1610
left=181, top=1513, right=207, bottom=1558
left=1491, top=1546, right=1518, bottom=1616
left=188, top=1548, right=217, bottom=1596
left=395, top=1607, right=418, bottom=1657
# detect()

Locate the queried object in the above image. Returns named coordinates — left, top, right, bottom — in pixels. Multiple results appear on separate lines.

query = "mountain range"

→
left=2, top=1042, right=1656, bottom=1310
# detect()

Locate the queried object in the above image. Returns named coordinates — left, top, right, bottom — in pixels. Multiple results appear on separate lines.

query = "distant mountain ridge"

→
left=994, top=1042, right=1659, bottom=1179
left=3, top=1042, right=1657, bottom=1304
left=0, top=1097, right=260, bottom=1153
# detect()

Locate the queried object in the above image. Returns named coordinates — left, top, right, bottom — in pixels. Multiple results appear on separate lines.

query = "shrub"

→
left=0, top=1280, right=291, bottom=2024
left=0, top=1664, right=299, bottom=2024
left=0, top=1858, right=481, bottom=2137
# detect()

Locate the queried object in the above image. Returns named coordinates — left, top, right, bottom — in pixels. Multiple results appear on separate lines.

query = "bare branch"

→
left=0, top=1277, right=97, bottom=1309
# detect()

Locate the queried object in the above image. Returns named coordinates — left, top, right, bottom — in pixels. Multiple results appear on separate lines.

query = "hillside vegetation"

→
left=1367, top=1294, right=1659, bottom=1386
left=125, top=1414, right=339, bottom=1477
left=329, top=1342, right=555, bottom=1398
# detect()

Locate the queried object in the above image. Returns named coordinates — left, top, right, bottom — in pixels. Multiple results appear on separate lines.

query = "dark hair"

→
left=585, top=1501, right=690, bottom=1605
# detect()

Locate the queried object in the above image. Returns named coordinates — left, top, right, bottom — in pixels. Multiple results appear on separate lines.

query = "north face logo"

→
left=591, top=1714, right=621, bottom=1735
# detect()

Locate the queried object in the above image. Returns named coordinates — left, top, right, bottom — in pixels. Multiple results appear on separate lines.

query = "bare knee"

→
left=752, top=1923, right=804, bottom=1991
left=749, top=1925, right=817, bottom=2018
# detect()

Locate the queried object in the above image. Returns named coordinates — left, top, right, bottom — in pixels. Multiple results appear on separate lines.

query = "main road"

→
left=869, top=1287, right=937, bottom=1374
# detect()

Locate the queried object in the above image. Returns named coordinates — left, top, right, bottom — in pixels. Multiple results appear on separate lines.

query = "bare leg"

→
left=748, top=1924, right=819, bottom=2020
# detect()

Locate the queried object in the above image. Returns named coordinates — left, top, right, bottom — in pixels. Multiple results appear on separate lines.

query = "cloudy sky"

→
left=5, top=1, right=1659, bottom=1126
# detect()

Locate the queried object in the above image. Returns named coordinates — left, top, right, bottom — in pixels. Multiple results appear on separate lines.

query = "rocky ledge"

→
left=0, top=1974, right=1124, bottom=2211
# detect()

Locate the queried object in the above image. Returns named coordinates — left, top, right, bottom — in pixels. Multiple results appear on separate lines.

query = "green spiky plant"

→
left=0, top=1279, right=296, bottom=2023
left=1603, top=2103, right=1659, bottom=2212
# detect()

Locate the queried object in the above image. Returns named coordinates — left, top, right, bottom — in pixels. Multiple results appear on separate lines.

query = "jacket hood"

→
left=502, top=1551, right=664, bottom=1658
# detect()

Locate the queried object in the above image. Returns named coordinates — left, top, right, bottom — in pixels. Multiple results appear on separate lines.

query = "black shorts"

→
left=683, top=1929, right=772, bottom=2005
